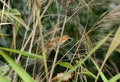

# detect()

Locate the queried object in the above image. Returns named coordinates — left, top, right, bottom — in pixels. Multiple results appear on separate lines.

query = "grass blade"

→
left=0, top=50, right=35, bottom=82
left=83, top=69, right=96, bottom=79
left=91, top=58, right=108, bottom=82
left=109, top=73, right=120, bottom=82
left=0, top=47, right=43, bottom=59
left=101, top=27, right=120, bottom=69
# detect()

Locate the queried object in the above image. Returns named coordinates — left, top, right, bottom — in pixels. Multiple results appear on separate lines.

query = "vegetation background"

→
left=0, top=0, right=120, bottom=82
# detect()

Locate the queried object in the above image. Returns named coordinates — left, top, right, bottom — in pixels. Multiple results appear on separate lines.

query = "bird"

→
left=38, top=35, right=70, bottom=70
left=46, top=35, right=70, bottom=49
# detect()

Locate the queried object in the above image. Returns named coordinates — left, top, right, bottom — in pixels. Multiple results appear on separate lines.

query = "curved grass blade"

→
left=6, top=10, right=29, bottom=30
left=91, top=58, right=108, bottom=82
left=101, top=27, right=120, bottom=70
left=0, top=50, right=35, bottom=82
left=59, top=62, right=74, bottom=69
left=109, top=73, right=120, bottom=82
left=82, top=69, right=96, bottom=79
left=0, top=47, right=43, bottom=59
left=0, top=9, right=29, bottom=30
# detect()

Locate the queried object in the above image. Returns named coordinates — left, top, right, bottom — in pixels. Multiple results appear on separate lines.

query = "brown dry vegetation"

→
left=0, top=0, right=120, bottom=82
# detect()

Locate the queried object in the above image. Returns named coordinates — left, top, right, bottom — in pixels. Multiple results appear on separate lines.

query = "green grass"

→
left=0, top=0, right=120, bottom=82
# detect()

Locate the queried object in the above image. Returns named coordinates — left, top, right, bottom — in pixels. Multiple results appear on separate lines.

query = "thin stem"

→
left=48, top=0, right=70, bottom=82
left=35, top=1, right=49, bottom=81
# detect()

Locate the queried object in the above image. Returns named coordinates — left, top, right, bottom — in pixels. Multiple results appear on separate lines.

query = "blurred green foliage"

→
left=1, top=0, right=120, bottom=82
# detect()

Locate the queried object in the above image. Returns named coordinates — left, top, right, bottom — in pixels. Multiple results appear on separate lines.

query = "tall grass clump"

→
left=0, top=0, right=120, bottom=82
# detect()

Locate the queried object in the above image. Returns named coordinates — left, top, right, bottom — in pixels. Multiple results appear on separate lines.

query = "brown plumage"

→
left=38, top=35, right=70, bottom=71
left=46, top=35, right=70, bottom=48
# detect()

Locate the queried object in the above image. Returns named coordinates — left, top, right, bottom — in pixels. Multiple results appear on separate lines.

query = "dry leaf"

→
left=52, top=72, right=74, bottom=82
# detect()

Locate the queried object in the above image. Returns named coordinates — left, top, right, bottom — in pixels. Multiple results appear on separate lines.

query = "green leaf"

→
left=0, top=50, right=35, bottom=82
left=109, top=73, right=120, bottom=82
left=5, top=9, right=29, bottom=30
left=91, top=58, right=108, bottom=82
left=0, top=47, right=43, bottom=59
left=59, top=62, right=74, bottom=69
left=0, top=74, right=10, bottom=82
left=0, top=8, right=29, bottom=30
left=7, top=9, right=21, bottom=16
left=83, top=69, right=96, bottom=79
